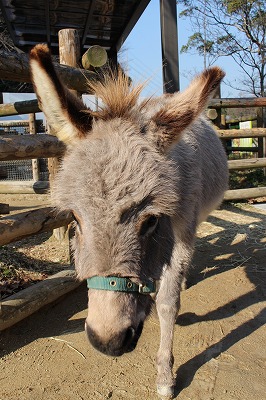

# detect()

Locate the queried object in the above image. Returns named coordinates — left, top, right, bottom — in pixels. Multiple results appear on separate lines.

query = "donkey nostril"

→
left=123, top=327, right=135, bottom=349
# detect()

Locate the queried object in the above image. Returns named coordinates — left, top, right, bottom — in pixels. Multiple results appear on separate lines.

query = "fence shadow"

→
left=174, top=202, right=266, bottom=396
left=174, top=307, right=266, bottom=396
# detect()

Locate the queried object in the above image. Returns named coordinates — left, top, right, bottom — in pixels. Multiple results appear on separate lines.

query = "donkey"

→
left=30, top=44, right=228, bottom=399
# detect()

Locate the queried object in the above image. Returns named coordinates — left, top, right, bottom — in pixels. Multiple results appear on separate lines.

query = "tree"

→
left=178, top=0, right=266, bottom=97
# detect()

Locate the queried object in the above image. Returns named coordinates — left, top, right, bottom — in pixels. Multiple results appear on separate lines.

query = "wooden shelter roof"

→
left=0, top=0, right=151, bottom=54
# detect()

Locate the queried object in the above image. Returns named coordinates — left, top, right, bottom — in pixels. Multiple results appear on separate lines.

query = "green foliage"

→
left=179, top=0, right=266, bottom=96
left=229, top=168, right=266, bottom=190
left=181, top=32, right=215, bottom=55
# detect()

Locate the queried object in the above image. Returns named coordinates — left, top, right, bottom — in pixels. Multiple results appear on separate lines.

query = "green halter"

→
left=87, top=276, right=157, bottom=294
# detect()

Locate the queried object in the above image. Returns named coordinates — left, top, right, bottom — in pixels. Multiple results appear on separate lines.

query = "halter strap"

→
left=87, top=276, right=156, bottom=294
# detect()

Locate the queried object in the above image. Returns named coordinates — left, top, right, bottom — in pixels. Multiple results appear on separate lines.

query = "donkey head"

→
left=30, top=44, right=224, bottom=356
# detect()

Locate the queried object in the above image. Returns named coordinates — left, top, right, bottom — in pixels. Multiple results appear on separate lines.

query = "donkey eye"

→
left=139, top=215, right=158, bottom=237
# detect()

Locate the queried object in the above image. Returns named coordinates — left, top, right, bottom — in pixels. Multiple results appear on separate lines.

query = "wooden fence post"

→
left=49, top=28, right=80, bottom=242
left=29, top=113, right=40, bottom=181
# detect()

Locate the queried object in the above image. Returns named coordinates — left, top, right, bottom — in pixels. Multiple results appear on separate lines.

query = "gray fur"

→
left=30, top=46, right=228, bottom=398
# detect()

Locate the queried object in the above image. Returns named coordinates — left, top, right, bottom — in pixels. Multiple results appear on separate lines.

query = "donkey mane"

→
left=88, top=69, right=149, bottom=120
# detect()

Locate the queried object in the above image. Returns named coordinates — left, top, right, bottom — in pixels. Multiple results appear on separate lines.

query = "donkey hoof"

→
left=157, top=384, right=174, bottom=399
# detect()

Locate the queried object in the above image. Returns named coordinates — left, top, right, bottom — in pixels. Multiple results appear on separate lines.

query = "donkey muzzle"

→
left=85, top=321, right=143, bottom=357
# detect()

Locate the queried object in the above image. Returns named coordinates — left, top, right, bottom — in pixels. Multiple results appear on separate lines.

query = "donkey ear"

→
left=150, top=67, right=225, bottom=151
left=30, top=44, right=93, bottom=144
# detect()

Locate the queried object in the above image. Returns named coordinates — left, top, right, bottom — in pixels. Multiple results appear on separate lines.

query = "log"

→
left=0, top=49, right=97, bottom=93
left=0, top=134, right=65, bottom=160
left=82, top=46, right=108, bottom=70
left=0, top=180, right=49, bottom=194
left=0, top=207, right=72, bottom=246
left=228, top=158, right=266, bottom=170
left=0, top=203, right=9, bottom=214
left=0, top=100, right=40, bottom=117
left=0, top=269, right=82, bottom=331
left=51, top=28, right=81, bottom=242
left=217, top=128, right=266, bottom=139
left=224, top=186, right=266, bottom=201
left=209, top=97, right=266, bottom=109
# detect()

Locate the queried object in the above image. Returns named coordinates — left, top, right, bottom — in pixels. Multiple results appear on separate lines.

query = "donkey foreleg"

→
left=156, top=237, right=194, bottom=399
left=156, top=269, right=181, bottom=399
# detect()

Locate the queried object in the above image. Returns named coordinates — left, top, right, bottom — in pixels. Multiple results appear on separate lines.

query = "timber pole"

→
left=49, top=28, right=80, bottom=242
left=29, top=113, right=40, bottom=181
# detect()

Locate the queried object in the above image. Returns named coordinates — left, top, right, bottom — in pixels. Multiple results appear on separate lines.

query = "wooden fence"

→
left=0, top=29, right=86, bottom=330
left=208, top=97, right=266, bottom=200
left=0, top=29, right=266, bottom=329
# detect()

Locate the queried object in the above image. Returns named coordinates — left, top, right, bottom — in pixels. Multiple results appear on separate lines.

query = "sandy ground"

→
left=0, top=196, right=265, bottom=400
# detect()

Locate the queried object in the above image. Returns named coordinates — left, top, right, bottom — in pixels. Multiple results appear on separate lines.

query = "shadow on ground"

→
left=174, top=202, right=266, bottom=396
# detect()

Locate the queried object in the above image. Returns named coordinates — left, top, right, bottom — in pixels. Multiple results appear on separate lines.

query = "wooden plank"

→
left=0, top=181, right=49, bottom=194
left=0, top=134, right=65, bottom=160
left=217, top=128, right=266, bottom=139
left=0, top=270, right=81, bottom=331
left=0, top=49, right=97, bottom=93
left=209, top=97, right=266, bottom=109
left=0, top=207, right=72, bottom=246
left=228, top=158, right=266, bottom=170
left=224, top=186, right=266, bottom=201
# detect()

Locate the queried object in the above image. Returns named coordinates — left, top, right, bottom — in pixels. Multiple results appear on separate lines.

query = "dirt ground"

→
left=0, top=195, right=265, bottom=400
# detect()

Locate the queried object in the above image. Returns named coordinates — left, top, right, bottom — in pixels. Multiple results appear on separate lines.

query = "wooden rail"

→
left=0, top=100, right=40, bottom=117
left=228, top=158, right=266, bottom=170
left=209, top=97, right=266, bottom=108
left=0, top=49, right=98, bottom=93
left=0, top=269, right=81, bottom=331
left=217, top=128, right=266, bottom=139
left=0, top=207, right=72, bottom=246
left=0, top=134, right=65, bottom=160
left=0, top=180, right=49, bottom=194
left=224, top=187, right=266, bottom=201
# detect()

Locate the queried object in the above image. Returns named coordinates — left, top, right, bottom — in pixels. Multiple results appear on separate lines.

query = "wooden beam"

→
left=209, top=97, right=266, bottom=109
left=228, top=158, right=266, bottom=170
left=81, top=1, right=97, bottom=47
left=217, top=128, right=266, bottom=139
left=0, top=134, right=65, bottom=160
left=0, top=207, right=72, bottom=246
left=0, top=50, right=97, bottom=93
left=160, top=0, right=179, bottom=93
left=0, top=100, right=40, bottom=116
left=114, top=0, right=151, bottom=52
left=0, top=181, right=49, bottom=194
left=224, top=186, right=266, bottom=201
left=0, top=270, right=81, bottom=331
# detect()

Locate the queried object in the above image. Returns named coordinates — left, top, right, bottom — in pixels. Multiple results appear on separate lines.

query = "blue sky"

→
left=123, top=0, right=239, bottom=98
